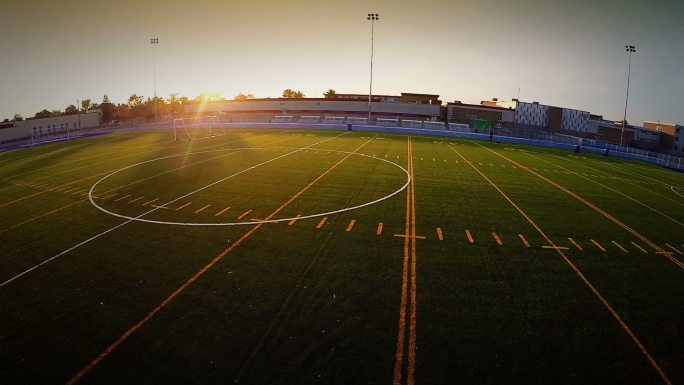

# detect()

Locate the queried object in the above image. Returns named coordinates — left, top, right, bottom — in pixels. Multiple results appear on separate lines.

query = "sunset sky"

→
left=2, top=0, right=683, bottom=124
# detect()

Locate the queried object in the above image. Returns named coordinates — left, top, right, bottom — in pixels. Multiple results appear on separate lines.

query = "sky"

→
left=1, top=0, right=683, bottom=124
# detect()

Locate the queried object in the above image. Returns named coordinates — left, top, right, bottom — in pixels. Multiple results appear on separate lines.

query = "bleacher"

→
left=298, top=116, right=320, bottom=123
left=347, top=117, right=368, bottom=125
left=376, top=118, right=399, bottom=127
left=400, top=120, right=423, bottom=129
left=322, top=116, right=346, bottom=124
left=448, top=123, right=471, bottom=132
left=271, top=116, right=294, bottom=123
left=423, top=121, right=446, bottom=130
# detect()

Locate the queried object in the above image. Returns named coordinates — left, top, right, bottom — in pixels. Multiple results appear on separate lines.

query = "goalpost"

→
left=172, top=116, right=226, bottom=141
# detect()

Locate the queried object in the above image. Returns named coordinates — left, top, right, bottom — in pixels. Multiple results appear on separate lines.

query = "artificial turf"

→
left=0, top=128, right=682, bottom=384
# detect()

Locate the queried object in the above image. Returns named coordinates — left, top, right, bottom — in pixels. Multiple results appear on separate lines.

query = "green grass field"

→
left=0, top=128, right=682, bottom=385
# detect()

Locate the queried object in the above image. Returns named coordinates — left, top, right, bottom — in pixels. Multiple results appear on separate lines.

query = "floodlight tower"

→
left=367, top=13, right=379, bottom=125
left=150, top=37, right=159, bottom=123
left=620, top=44, right=636, bottom=148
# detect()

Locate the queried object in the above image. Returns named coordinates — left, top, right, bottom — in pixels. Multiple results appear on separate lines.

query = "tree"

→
left=34, top=109, right=51, bottom=119
left=13, top=113, right=23, bottom=121
left=195, top=92, right=222, bottom=103
left=127, top=94, right=144, bottom=108
left=234, top=93, right=255, bottom=100
left=166, top=93, right=182, bottom=119
left=282, top=89, right=305, bottom=98
left=323, top=89, right=338, bottom=99
left=127, top=94, right=145, bottom=120
left=81, top=99, right=92, bottom=112
left=50, top=110, right=62, bottom=117
left=64, top=105, right=78, bottom=115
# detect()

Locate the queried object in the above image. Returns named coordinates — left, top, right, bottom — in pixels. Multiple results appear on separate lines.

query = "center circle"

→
left=88, top=147, right=411, bottom=226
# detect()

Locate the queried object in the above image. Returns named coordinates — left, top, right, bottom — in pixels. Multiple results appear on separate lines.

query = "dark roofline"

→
left=184, top=97, right=431, bottom=105
left=401, top=92, right=440, bottom=97
left=516, top=100, right=590, bottom=114
left=337, top=93, right=400, bottom=98
left=446, top=102, right=514, bottom=111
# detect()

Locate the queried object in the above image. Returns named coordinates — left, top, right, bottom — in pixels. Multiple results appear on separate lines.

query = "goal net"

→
left=172, top=116, right=226, bottom=141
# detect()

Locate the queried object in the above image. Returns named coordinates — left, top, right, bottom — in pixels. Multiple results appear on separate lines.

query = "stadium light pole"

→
left=619, top=44, right=636, bottom=148
left=367, top=13, right=379, bottom=125
left=150, top=38, right=159, bottom=123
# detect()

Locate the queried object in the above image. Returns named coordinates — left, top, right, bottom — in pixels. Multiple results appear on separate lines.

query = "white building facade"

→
left=0, top=111, right=101, bottom=144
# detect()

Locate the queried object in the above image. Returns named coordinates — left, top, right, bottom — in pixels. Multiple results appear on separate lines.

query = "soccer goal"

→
left=172, top=116, right=226, bottom=141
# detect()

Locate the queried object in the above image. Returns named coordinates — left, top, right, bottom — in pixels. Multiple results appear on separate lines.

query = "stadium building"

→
left=182, top=93, right=442, bottom=124
left=513, top=100, right=590, bottom=133
left=445, top=100, right=515, bottom=128
left=0, top=110, right=101, bottom=144
left=643, top=121, right=684, bottom=155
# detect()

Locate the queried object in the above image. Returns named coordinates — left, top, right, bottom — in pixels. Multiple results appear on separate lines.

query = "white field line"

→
left=0, top=145, right=71, bottom=165
left=0, top=132, right=295, bottom=236
left=0, top=131, right=257, bottom=192
left=0, top=143, right=156, bottom=185
left=527, top=153, right=684, bottom=228
left=89, top=147, right=410, bottom=227
left=570, top=157, right=684, bottom=208
left=594, top=159, right=682, bottom=191
left=0, top=133, right=348, bottom=288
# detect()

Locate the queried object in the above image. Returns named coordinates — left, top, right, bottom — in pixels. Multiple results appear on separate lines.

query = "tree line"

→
left=4, top=89, right=341, bottom=124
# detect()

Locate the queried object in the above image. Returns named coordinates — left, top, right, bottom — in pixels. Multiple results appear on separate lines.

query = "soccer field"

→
left=0, top=128, right=682, bottom=384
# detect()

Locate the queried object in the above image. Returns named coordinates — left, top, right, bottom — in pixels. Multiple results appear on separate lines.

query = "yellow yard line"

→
left=127, top=196, right=145, bottom=204
left=0, top=134, right=291, bottom=236
left=568, top=238, right=583, bottom=251
left=465, top=229, right=474, bottom=244
left=473, top=142, right=682, bottom=269
left=0, top=191, right=45, bottom=208
left=542, top=245, right=569, bottom=250
left=345, top=219, right=356, bottom=232
left=174, top=202, right=192, bottom=211
left=394, top=137, right=414, bottom=385
left=612, top=241, right=628, bottom=253
left=492, top=232, right=503, bottom=246
left=0, top=201, right=84, bottom=235
left=376, top=222, right=383, bottom=235
left=407, top=137, right=418, bottom=385
left=288, top=214, right=301, bottom=226
left=236, top=209, right=253, bottom=220
left=215, top=207, right=231, bottom=217
left=591, top=239, right=606, bottom=252
left=0, top=169, right=115, bottom=208
left=316, top=217, right=328, bottom=229
left=518, top=234, right=530, bottom=247
left=150, top=205, right=169, bottom=209
left=436, top=227, right=444, bottom=241
left=67, top=135, right=372, bottom=385
left=114, top=194, right=131, bottom=202
left=142, top=198, right=159, bottom=206
left=194, top=204, right=211, bottom=214
left=631, top=242, right=648, bottom=254
left=441, top=138, right=673, bottom=385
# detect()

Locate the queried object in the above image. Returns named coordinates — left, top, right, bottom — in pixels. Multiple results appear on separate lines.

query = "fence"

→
left=4, top=117, right=682, bottom=172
